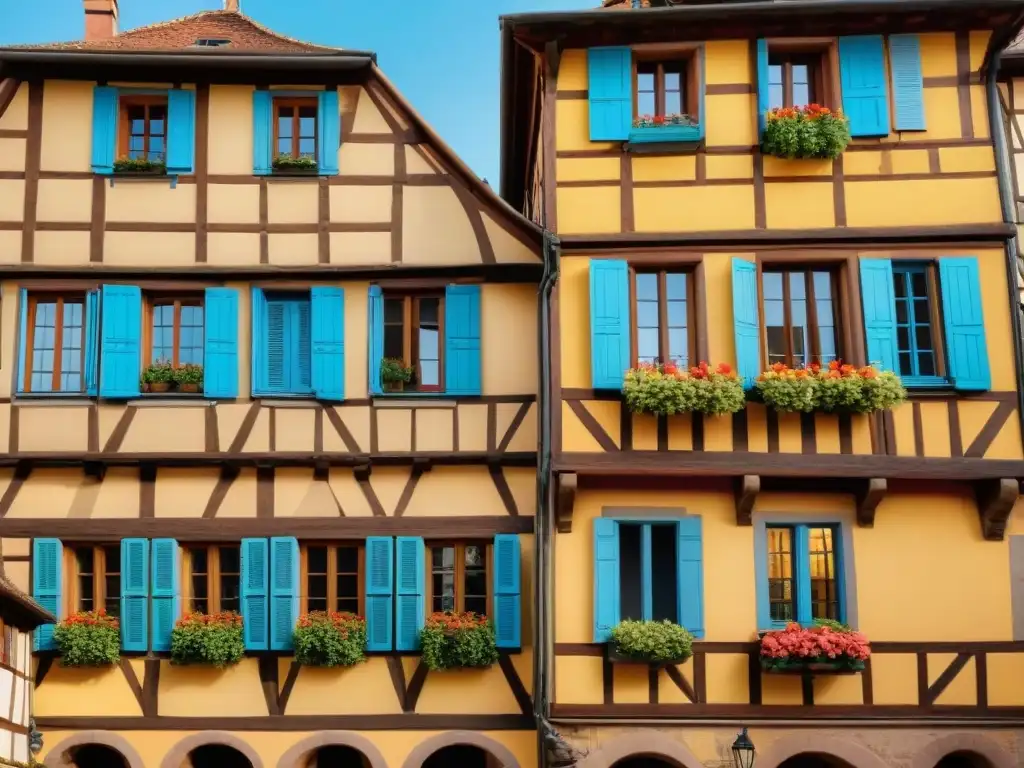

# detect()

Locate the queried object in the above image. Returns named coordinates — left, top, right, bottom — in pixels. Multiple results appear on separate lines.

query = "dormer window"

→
left=194, top=38, right=231, bottom=47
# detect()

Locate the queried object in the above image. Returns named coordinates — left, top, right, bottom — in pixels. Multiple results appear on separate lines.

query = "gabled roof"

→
left=18, top=9, right=337, bottom=53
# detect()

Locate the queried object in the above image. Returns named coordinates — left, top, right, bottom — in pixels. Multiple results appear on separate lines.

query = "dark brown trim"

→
left=139, top=464, right=156, bottom=519
left=102, top=406, right=137, bottom=453
left=548, top=703, right=1024, bottom=722
left=317, top=176, right=330, bottom=264
left=256, top=466, right=274, bottom=518
left=392, top=462, right=426, bottom=518
left=452, top=181, right=496, bottom=265
left=324, top=407, right=362, bottom=453
left=543, top=46, right=559, bottom=231
left=119, top=658, right=144, bottom=715
left=556, top=89, right=589, bottom=100
left=201, top=466, right=239, bottom=520
left=258, top=179, right=269, bottom=264
left=602, top=657, right=613, bottom=704
left=278, top=660, right=301, bottom=715
left=861, top=657, right=874, bottom=705
left=0, top=465, right=29, bottom=520
left=567, top=400, right=618, bottom=452
left=489, top=464, right=520, bottom=517
left=976, top=477, right=1017, bottom=542
left=735, top=474, right=760, bottom=526
left=386, top=655, right=408, bottom=711
left=766, top=409, right=780, bottom=453
left=405, top=661, right=429, bottom=712
left=142, top=658, right=159, bottom=718
left=929, top=147, right=942, bottom=174
left=948, top=401, right=963, bottom=457
left=621, top=152, right=635, bottom=233
left=257, top=656, right=281, bottom=716
left=965, top=400, right=1015, bottom=458
left=21, top=81, right=42, bottom=264
left=917, top=651, right=929, bottom=704
left=976, top=652, right=988, bottom=708
left=706, top=82, right=754, bottom=95
left=800, top=413, right=815, bottom=454
left=832, top=153, right=847, bottom=227
left=497, top=401, right=531, bottom=453
left=0, top=79, right=21, bottom=124
left=205, top=406, right=219, bottom=453
left=665, top=664, right=696, bottom=703
left=956, top=32, right=974, bottom=140
left=801, top=672, right=815, bottom=705
left=194, top=83, right=210, bottom=264
left=36, top=713, right=534, bottom=731
left=357, top=469, right=386, bottom=518
left=648, top=666, right=659, bottom=704
left=912, top=402, right=925, bottom=456
left=34, top=655, right=53, bottom=688
left=89, top=176, right=105, bottom=264
left=498, top=652, right=533, bottom=717
left=228, top=402, right=261, bottom=453
left=924, top=652, right=972, bottom=706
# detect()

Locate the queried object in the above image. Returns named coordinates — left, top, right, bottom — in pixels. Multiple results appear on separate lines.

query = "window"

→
left=185, top=545, right=241, bottom=614
left=635, top=60, right=686, bottom=118
left=24, top=294, right=86, bottom=393
left=768, top=53, right=821, bottom=109
left=763, top=269, right=840, bottom=367
left=145, top=296, right=204, bottom=366
left=632, top=271, right=692, bottom=368
left=383, top=293, right=444, bottom=392
left=266, top=293, right=311, bottom=395
left=302, top=544, right=363, bottom=615
left=274, top=97, right=317, bottom=160
left=893, top=263, right=943, bottom=380
left=619, top=522, right=679, bottom=623
left=764, top=524, right=843, bottom=629
left=428, top=543, right=489, bottom=615
left=119, top=95, right=167, bottom=163
left=68, top=545, right=121, bottom=618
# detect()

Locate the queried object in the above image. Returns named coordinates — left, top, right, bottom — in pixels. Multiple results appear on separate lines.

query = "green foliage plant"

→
left=420, top=611, right=499, bottom=671
left=273, top=155, right=318, bottom=171
left=380, top=357, right=415, bottom=384
left=53, top=610, right=120, bottom=667
left=761, top=105, right=851, bottom=160
left=171, top=363, right=204, bottom=390
left=170, top=611, right=245, bottom=668
left=140, top=359, right=175, bottom=388
left=755, top=360, right=907, bottom=414
left=609, top=619, right=693, bottom=664
left=623, top=361, right=746, bottom=417
left=294, top=611, right=367, bottom=667
left=112, top=157, right=167, bottom=174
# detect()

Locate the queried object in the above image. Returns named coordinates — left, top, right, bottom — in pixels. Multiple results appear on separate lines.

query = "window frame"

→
left=382, top=291, right=446, bottom=393
left=143, top=294, right=205, bottom=369
left=629, top=267, right=696, bottom=369
left=272, top=96, right=319, bottom=161
left=761, top=267, right=844, bottom=369
left=117, top=94, right=169, bottom=164
left=426, top=541, right=492, bottom=617
left=183, top=544, right=242, bottom=616
left=616, top=520, right=682, bottom=624
left=764, top=39, right=841, bottom=110
left=23, top=293, right=87, bottom=394
left=256, top=289, right=314, bottom=398
left=64, top=544, right=121, bottom=618
left=299, top=542, right=365, bottom=616
left=631, top=45, right=701, bottom=122
left=891, top=261, right=948, bottom=388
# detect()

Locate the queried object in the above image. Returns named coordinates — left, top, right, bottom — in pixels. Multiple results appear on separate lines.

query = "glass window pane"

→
left=911, top=271, right=927, bottom=297
left=308, top=575, right=328, bottom=600
left=384, top=298, right=404, bottom=324
left=668, top=328, right=688, bottom=366
left=219, top=546, right=240, bottom=574
left=665, top=273, right=686, bottom=301
left=636, top=300, right=659, bottom=328
left=336, top=546, right=358, bottom=573
left=769, top=84, right=784, bottom=110
left=763, top=272, right=783, bottom=301
left=637, top=72, right=655, bottom=92
left=664, top=72, right=680, bottom=91
left=277, top=138, right=292, bottom=156
left=298, top=138, right=315, bottom=156
left=637, top=328, right=659, bottom=363
left=768, top=64, right=783, bottom=85
left=637, top=92, right=656, bottom=115
left=307, top=546, right=327, bottom=573
left=665, top=91, right=682, bottom=115
left=635, top=273, right=658, bottom=301
left=336, top=574, right=358, bottom=599
left=419, top=361, right=439, bottom=387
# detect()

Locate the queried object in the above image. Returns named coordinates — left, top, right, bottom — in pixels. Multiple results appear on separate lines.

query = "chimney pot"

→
left=83, top=0, right=118, bottom=41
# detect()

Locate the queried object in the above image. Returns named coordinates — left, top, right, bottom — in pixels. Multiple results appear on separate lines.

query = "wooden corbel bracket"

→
left=354, top=463, right=372, bottom=483
left=556, top=472, right=577, bottom=534
left=975, top=477, right=1018, bottom=541
left=855, top=478, right=887, bottom=528
left=735, top=475, right=760, bottom=526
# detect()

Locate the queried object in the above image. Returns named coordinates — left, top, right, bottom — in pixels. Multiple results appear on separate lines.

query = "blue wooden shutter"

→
left=311, top=286, right=345, bottom=401
left=676, top=517, right=705, bottom=639
left=15, top=289, right=27, bottom=395
left=493, top=534, right=521, bottom=649
left=838, top=36, right=890, bottom=137
left=696, top=46, right=707, bottom=141
left=253, top=90, right=273, bottom=175
left=590, top=260, right=630, bottom=390
left=732, top=258, right=761, bottom=388
left=588, top=47, right=632, bottom=141
left=365, top=536, right=394, bottom=651
left=889, top=35, right=926, bottom=131
left=859, top=259, right=899, bottom=372
left=368, top=286, right=384, bottom=395
left=91, top=86, right=118, bottom=175
left=251, top=287, right=269, bottom=394
left=204, top=287, right=238, bottom=399
left=317, top=89, right=340, bottom=175
left=32, top=539, right=62, bottom=651
left=593, top=518, right=620, bottom=642
left=270, top=537, right=299, bottom=651
left=166, top=89, right=196, bottom=174
left=241, top=538, right=269, bottom=650
left=793, top=525, right=812, bottom=625
left=445, top=284, right=482, bottom=396
left=151, top=538, right=179, bottom=653
left=99, top=284, right=141, bottom=398
left=85, top=289, right=100, bottom=397
left=266, top=300, right=287, bottom=392
left=121, top=538, right=149, bottom=652
left=395, top=537, right=425, bottom=652
left=939, top=257, right=991, bottom=391
left=756, top=39, right=770, bottom=137
left=297, top=299, right=312, bottom=392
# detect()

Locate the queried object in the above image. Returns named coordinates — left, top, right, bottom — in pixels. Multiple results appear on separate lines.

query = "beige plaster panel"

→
left=373, top=89, right=410, bottom=132
left=344, top=284, right=369, bottom=401
left=414, top=408, right=454, bottom=453
left=0, top=408, right=10, bottom=450
left=351, top=87, right=392, bottom=134
left=483, top=213, right=538, bottom=264
left=481, top=283, right=538, bottom=395
left=406, top=145, right=438, bottom=174
left=16, top=406, right=89, bottom=453
left=1, top=538, right=29, bottom=557
left=329, top=185, right=391, bottom=223
left=402, top=185, right=478, bottom=265
left=362, top=467, right=412, bottom=516
left=218, top=468, right=257, bottom=517
left=330, top=231, right=391, bottom=266
left=91, top=468, right=140, bottom=518
left=120, top=407, right=206, bottom=453
left=207, top=232, right=260, bottom=266
left=0, top=232, right=21, bottom=265
left=327, top=469, right=374, bottom=517
left=154, top=469, right=219, bottom=518
left=286, top=658, right=402, bottom=715
left=272, top=407, right=315, bottom=452
left=0, top=181, right=25, bottom=220
left=326, top=407, right=369, bottom=453
left=504, top=466, right=537, bottom=517
left=34, top=231, right=89, bottom=266
left=96, top=403, right=129, bottom=448
left=0, top=284, right=17, bottom=398
left=266, top=182, right=318, bottom=224
left=35, top=665, right=141, bottom=717
left=416, top=665, right=521, bottom=715
left=458, top=404, right=488, bottom=452
left=0, top=139, right=25, bottom=172
left=208, top=183, right=260, bottom=224
left=501, top=403, right=537, bottom=454
left=338, top=142, right=394, bottom=177
left=68, top=477, right=99, bottom=521
left=403, top=466, right=505, bottom=517
left=103, top=231, right=196, bottom=267
left=231, top=280, right=252, bottom=398
left=106, top=181, right=195, bottom=223
left=40, top=81, right=92, bottom=173
left=375, top=409, right=412, bottom=453
left=160, top=659, right=267, bottom=717
left=0, top=85, right=27, bottom=131
left=268, top=233, right=318, bottom=266
left=242, top=407, right=270, bottom=452
left=278, top=472, right=342, bottom=518
left=36, top=179, right=93, bottom=222
left=4, top=562, right=27, bottom=595
left=6, top=469, right=82, bottom=518
left=208, top=85, right=254, bottom=175
left=217, top=403, right=259, bottom=453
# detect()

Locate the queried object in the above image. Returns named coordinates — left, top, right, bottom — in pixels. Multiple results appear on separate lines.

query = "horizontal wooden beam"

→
left=549, top=703, right=1024, bottom=722
left=555, top=640, right=1024, bottom=655
left=0, top=515, right=533, bottom=540
left=35, top=714, right=535, bottom=731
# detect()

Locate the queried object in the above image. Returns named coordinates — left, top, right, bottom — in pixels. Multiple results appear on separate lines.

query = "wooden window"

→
left=383, top=293, right=445, bottom=392
left=300, top=544, right=364, bottom=615
left=118, top=95, right=168, bottom=163
left=763, top=269, right=841, bottom=368
left=66, top=545, right=121, bottom=618
left=263, top=292, right=312, bottom=395
left=632, top=48, right=701, bottom=121
left=631, top=271, right=693, bottom=368
left=427, top=542, right=490, bottom=616
left=766, top=525, right=842, bottom=626
left=766, top=41, right=838, bottom=110
left=274, top=97, right=318, bottom=160
left=893, top=263, right=945, bottom=380
left=144, top=296, right=205, bottom=367
left=618, top=522, right=679, bottom=624
left=24, top=294, right=86, bottom=393
left=185, top=545, right=241, bottom=614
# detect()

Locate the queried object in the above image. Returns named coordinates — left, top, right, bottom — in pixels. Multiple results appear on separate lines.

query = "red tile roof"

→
left=23, top=9, right=338, bottom=53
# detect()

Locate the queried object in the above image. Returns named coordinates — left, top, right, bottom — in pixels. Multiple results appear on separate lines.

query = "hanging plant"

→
left=170, top=612, right=244, bottom=668
left=294, top=611, right=367, bottom=667
left=623, top=362, right=746, bottom=417
left=755, top=360, right=906, bottom=414
left=53, top=610, right=120, bottom=667
left=761, top=105, right=851, bottom=160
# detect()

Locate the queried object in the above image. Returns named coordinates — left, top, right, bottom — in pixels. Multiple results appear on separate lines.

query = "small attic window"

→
left=194, top=38, right=232, bottom=47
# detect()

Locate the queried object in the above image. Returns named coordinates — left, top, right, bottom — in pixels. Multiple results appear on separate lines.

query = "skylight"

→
left=194, top=38, right=232, bottom=47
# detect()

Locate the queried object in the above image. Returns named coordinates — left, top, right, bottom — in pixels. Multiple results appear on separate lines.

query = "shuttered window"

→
left=762, top=524, right=845, bottom=630
left=428, top=542, right=490, bottom=616
left=301, top=544, right=363, bottom=615
left=383, top=293, right=445, bottom=392
left=22, top=294, right=87, bottom=393
left=893, top=263, right=943, bottom=381
left=69, top=545, right=121, bottom=618
left=265, top=294, right=312, bottom=396
left=145, top=296, right=204, bottom=367
left=91, top=86, right=195, bottom=175
left=185, top=545, right=241, bottom=614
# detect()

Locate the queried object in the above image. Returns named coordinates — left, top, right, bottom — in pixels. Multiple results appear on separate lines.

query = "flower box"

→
left=170, top=611, right=244, bottom=668
left=628, top=125, right=702, bottom=144
left=140, top=360, right=204, bottom=394
left=420, top=611, right=499, bottom=671
left=272, top=155, right=318, bottom=174
left=294, top=611, right=367, bottom=667
left=761, top=105, right=850, bottom=160
left=112, top=158, right=167, bottom=175
left=53, top=610, right=120, bottom=667
left=755, top=360, right=906, bottom=414
left=624, top=362, right=745, bottom=417
left=759, top=621, right=870, bottom=675
left=380, top=357, right=414, bottom=393
left=607, top=620, right=693, bottom=667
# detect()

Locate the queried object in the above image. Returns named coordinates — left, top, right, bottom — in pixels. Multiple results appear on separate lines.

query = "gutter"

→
left=0, top=49, right=376, bottom=70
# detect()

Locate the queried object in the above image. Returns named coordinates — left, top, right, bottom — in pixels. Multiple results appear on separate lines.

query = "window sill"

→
left=625, top=125, right=703, bottom=154
left=372, top=393, right=459, bottom=408
left=901, top=376, right=952, bottom=390
left=14, top=393, right=92, bottom=405
left=268, top=170, right=321, bottom=180
left=252, top=391, right=317, bottom=401
left=108, top=173, right=181, bottom=189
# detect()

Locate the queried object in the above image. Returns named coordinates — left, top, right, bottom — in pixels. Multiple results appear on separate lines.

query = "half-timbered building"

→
left=500, top=1, right=1024, bottom=766
left=0, top=1, right=542, bottom=767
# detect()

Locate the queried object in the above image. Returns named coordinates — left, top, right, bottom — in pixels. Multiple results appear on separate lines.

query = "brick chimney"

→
left=224, top=0, right=240, bottom=11
left=83, top=0, right=118, bottom=41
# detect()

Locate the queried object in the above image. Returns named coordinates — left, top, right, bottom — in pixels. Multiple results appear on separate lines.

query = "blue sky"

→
left=0, top=0, right=595, bottom=184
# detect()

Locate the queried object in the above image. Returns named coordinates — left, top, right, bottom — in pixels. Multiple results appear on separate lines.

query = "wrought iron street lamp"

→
left=731, top=728, right=756, bottom=768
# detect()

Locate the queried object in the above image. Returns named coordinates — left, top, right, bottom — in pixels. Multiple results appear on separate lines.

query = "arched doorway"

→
left=612, top=758, right=680, bottom=768
left=934, top=754, right=996, bottom=768
left=778, top=756, right=856, bottom=768
left=68, top=744, right=131, bottom=768
left=304, top=745, right=372, bottom=768
left=422, top=745, right=500, bottom=768
left=188, top=744, right=255, bottom=768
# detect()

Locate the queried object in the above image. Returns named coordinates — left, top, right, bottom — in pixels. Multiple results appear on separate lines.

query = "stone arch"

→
left=756, top=733, right=890, bottom=768
left=910, top=734, right=1017, bottom=768
left=401, top=732, right=520, bottom=768
left=42, top=731, right=145, bottom=768
left=277, top=732, right=388, bottom=768
left=574, top=731, right=705, bottom=768
left=160, top=731, right=264, bottom=768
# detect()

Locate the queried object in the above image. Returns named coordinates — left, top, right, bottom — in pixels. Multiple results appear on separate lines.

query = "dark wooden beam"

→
left=0, top=79, right=21, bottom=123
left=855, top=478, right=887, bottom=528
left=556, top=472, right=577, bottom=534
left=35, top=714, right=535, bottom=731
left=975, top=478, right=1018, bottom=541
left=735, top=475, right=760, bottom=526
